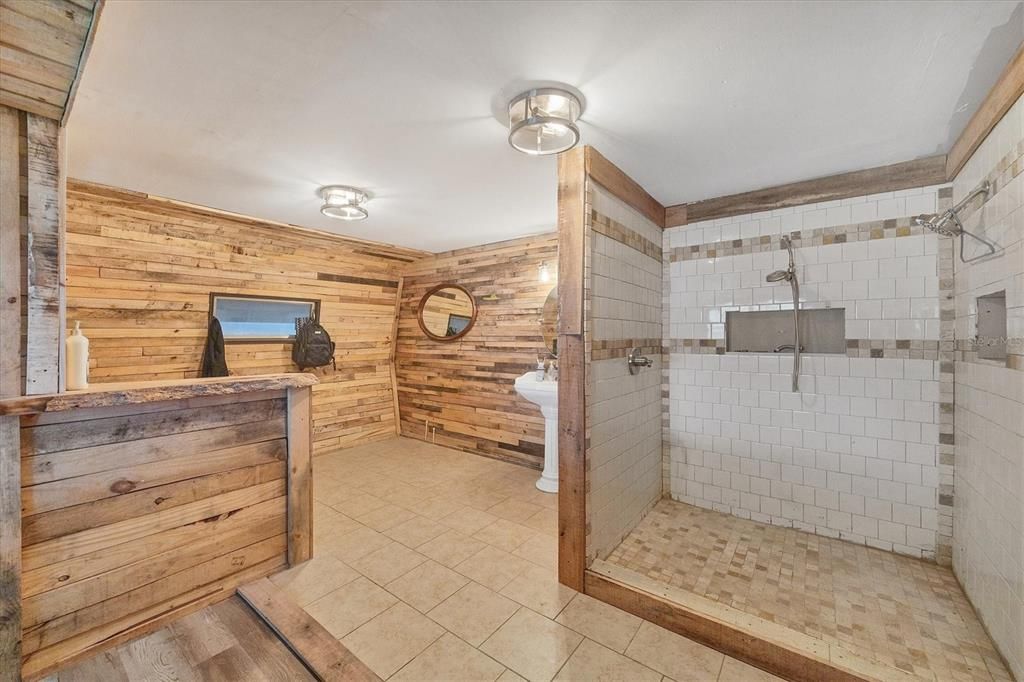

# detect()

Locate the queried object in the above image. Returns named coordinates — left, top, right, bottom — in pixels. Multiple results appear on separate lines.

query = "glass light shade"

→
left=319, top=185, right=368, bottom=221
left=508, top=88, right=581, bottom=155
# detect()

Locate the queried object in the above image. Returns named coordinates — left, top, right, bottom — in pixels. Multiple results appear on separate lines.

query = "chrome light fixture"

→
left=319, top=185, right=368, bottom=221
left=507, top=87, right=582, bottom=156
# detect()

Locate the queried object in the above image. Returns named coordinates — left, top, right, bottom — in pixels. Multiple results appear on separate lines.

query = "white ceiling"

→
left=67, top=1, right=1023, bottom=252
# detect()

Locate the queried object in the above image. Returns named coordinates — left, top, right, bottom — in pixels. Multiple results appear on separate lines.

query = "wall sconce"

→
left=538, top=261, right=553, bottom=283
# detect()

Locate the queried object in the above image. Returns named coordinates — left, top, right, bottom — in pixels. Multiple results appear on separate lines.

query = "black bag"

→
left=292, top=317, right=336, bottom=370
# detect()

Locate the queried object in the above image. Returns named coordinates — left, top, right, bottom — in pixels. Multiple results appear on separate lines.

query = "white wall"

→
left=587, top=183, right=663, bottom=561
left=951, top=93, right=1024, bottom=681
left=663, top=185, right=951, bottom=560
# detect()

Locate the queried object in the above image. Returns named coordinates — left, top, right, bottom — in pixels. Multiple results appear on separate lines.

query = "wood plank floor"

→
left=40, top=596, right=316, bottom=681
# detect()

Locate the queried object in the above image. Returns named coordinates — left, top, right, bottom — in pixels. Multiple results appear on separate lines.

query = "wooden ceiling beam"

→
left=945, top=41, right=1024, bottom=180
left=665, top=155, right=948, bottom=227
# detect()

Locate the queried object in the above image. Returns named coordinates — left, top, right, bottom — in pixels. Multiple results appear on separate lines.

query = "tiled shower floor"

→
left=598, top=498, right=1012, bottom=681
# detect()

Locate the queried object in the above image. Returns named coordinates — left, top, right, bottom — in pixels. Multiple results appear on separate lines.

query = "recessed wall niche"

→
left=726, top=308, right=846, bottom=353
left=976, top=291, right=1007, bottom=361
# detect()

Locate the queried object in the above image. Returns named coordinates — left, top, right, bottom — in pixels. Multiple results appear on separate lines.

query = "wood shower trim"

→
left=664, top=155, right=949, bottom=227
left=584, top=147, right=666, bottom=228
left=946, top=41, right=1024, bottom=180
left=585, top=571, right=871, bottom=682
left=556, top=146, right=587, bottom=591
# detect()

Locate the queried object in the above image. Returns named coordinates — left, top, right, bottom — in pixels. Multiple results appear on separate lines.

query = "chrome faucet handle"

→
left=773, top=344, right=805, bottom=353
left=627, top=347, right=653, bottom=375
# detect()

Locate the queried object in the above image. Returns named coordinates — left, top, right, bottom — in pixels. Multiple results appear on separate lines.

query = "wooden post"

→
left=0, top=103, right=22, bottom=682
left=286, top=385, right=313, bottom=565
left=25, top=114, right=63, bottom=395
left=389, top=276, right=404, bottom=435
left=557, top=147, right=587, bottom=591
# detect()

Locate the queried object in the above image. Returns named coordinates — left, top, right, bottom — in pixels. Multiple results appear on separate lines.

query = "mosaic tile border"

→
left=668, top=215, right=933, bottom=263
left=662, top=337, right=944, bottom=360
left=591, top=210, right=662, bottom=261
left=592, top=338, right=662, bottom=361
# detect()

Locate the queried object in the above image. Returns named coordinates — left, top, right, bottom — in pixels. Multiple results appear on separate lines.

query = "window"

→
left=209, top=294, right=320, bottom=343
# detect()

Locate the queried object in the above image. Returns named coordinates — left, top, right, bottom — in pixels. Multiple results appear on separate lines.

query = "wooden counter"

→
left=1, top=374, right=318, bottom=680
left=0, top=374, right=318, bottom=416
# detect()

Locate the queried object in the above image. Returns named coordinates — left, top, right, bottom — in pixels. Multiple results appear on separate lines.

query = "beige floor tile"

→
left=341, top=602, right=445, bottom=679
left=329, top=492, right=388, bottom=518
left=355, top=503, right=418, bottom=531
left=349, top=541, right=426, bottom=585
left=624, top=622, right=724, bottom=681
left=385, top=515, right=450, bottom=548
left=268, top=554, right=360, bottom=607
left=497, top=670, right=528, bottom=682
left=418, top=529, right=489, bottom=568
left=481, top=608, right=584, bottom=682
left=499, top=564, right=576, bottom=619
left=427, top=582, right=520, bottom=646
left=412, top=496, right=466, bottom=520
left=717, top=658, right=785, bottom=681
left=474, top=519, right=540, bottom=552
left=386, top=560, right=469, bottom=613
left=455, top=545, right=533, bottom=591
left=382, top=482, right=438, bottom=507
left=391, top=632, right=506, bottom=682
left=464, top=489, right=513, bottom=511
left=314, top=483, right=363, bottom=508
left=313, top=504, right=362, bottom=538
left=555, top=594, right=643, bottom=654
left=554, top=638, right=661, bottom=682
left=317, top=524, right=391, bottom=562
left=488, top=498, right=545, bottom=523
left=441, top=506, right=501, bottom=535
left=304, top=576, right=397, bottom=638
left=512, top=533, right=558, bottom=569
left=522, top=508, right=558, bottom=535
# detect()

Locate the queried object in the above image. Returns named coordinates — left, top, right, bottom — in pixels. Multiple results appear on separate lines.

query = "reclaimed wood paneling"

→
left=0, top=0, right=103, bottom=122
left=16, top=387, right=309, bottom=679
left=0, top=103, right=21, bottom=681
left=585, top=147, right=665, bottom=228
left=395, top=233, right=558, bottom=468
left=64, top=181, right=427, bottom=454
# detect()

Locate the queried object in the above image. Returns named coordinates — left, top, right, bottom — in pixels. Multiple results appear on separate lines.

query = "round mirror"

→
left=417, top=284, right=477, bottom=342
left=540, top=287, right=558, bottom=354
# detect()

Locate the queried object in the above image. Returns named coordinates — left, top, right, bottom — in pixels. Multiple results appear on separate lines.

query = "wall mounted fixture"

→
left=319, top=185, right=369, bottom=221
left=538, top=261, right=552, bottom=283
left=507, top=87, right=582, bottom=155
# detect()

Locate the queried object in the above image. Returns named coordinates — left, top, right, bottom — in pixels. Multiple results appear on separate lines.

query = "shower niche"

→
left=726, top=308, right=846, bottom=353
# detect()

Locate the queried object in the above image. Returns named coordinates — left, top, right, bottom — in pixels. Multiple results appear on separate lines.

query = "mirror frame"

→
left=416, top=283, right=477, bottom=342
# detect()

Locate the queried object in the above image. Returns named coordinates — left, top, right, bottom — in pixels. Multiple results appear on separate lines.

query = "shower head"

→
left=915, top=212, right=961, bottom=237
left=766, top=270, right=792, bottom=282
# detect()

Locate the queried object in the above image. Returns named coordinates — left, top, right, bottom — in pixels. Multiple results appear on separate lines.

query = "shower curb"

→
left=585, top=563, right=921, bottom=682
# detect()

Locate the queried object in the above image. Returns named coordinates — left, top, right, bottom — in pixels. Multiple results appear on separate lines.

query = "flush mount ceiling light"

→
left=318, top=185, right=369, bottom=221
left=507, top=87, right=582, bottom=156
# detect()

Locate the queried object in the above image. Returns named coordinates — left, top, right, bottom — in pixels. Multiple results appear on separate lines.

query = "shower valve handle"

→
left=627, top=347, right=653, bottom=375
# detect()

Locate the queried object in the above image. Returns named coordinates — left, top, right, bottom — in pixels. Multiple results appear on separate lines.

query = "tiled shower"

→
left=587, top=94, right=1024, bottom=681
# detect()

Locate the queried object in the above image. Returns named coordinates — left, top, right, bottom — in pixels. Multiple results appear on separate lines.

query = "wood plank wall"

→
left=395, top=233, right=558, bottom=468
left=64, top=182, right=428, bottom=454
left=17, top=390, right=293, bottom=680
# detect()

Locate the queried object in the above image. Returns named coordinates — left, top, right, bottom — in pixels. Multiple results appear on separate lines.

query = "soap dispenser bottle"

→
left=535, top=356, right=546, bottom=381
left=66, top=321, right=89, bottom=390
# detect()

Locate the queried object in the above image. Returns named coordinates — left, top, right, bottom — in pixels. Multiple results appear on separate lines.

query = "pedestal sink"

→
left=514, top=371, right=558, bottom=493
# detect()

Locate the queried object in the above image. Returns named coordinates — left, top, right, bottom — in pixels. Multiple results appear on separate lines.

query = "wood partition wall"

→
left=0, top=374, right=315, bottom=680
left=395, top=234, right=558, bottom=468
left=64, top=182, right=428, bottom=452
